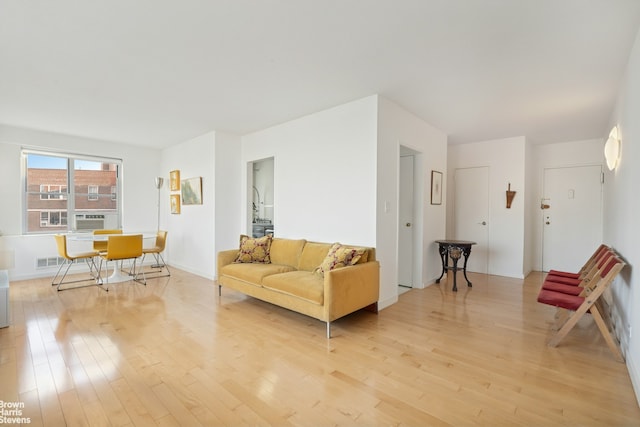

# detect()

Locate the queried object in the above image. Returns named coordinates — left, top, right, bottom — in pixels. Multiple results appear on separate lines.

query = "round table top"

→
left=435, top=239, right=477, bottom=245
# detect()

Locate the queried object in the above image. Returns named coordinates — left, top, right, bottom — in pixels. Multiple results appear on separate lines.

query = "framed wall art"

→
left=181, top=177, right=203, bottom=205
left=431, top=170, right=443, bottom=205
left=170, top=194, right=181, bottom=214
left=170, top=170, right=180, bottom=191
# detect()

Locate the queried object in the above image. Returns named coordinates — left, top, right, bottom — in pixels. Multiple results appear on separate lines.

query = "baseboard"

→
left=167, top=261, right=214, bottom=280
left=627, top=350, right=640, bottom=408
left=378, top=294, right=398, bottom=310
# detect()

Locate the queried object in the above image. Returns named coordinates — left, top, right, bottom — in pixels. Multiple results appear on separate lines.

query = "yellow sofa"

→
left=217, top=237, right=380, bottom=338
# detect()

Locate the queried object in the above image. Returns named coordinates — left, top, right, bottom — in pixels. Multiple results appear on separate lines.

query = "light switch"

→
left=568, top=189, right=575, bottom=199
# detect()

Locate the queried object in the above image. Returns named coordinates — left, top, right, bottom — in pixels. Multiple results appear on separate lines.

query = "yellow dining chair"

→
left=51, top=234, right=100, bottom=291
left=96, top=234, right=146, bottom=290
left=93, top=229, right=123, bottom=254
left=141, top=230, right=170, bottom=277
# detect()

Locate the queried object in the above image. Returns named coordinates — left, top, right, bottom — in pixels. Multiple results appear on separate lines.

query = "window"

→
left=23, top=151, right=121, bottom=233
left=39, top=184, right=67, bottom=200
left=88, top=185, right=99, bottom=201
left=40, top=211, right=68, bottom=227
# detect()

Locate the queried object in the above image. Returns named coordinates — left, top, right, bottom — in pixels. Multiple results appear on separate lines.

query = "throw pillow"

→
left=234, top=234, right=272, bottom=263
left=314, top=243, right=366, bottom=276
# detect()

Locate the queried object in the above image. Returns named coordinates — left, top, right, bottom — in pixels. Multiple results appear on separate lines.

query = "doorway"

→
left=542, top=165, right=603, bottom=272
left=398, top=146, right=422, bottom=295
left=249, top=157, right=274, bottom=237
left=454, top=167, right=489, bottom=274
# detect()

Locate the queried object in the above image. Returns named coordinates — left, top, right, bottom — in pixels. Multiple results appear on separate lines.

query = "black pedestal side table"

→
left=435, top=240, right=476, bottom=291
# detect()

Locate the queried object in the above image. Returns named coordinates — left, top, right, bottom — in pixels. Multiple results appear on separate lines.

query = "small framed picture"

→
left=170, top=194, right=181, bottom=214
left=170, top=170, right=180, bottom=191
left=431, top=170, right=443, bottom=205
left=181, top=177, right=203, bottom=205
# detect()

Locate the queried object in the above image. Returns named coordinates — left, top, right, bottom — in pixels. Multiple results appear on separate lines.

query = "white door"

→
left=454, top=167, right=489, bottom=274
left=542, top=165, right=603, bottom=272
left=398, top=155, right=414, bottom=287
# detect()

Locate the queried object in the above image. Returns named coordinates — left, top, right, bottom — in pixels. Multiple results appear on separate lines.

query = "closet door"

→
left=454, top=167, right=489, bottom=274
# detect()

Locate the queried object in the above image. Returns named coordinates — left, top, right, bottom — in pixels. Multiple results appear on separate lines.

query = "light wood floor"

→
left=1, top=268, right=639, bottom=426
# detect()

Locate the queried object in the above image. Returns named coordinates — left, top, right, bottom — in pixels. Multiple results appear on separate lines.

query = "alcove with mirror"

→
left=249, top=157, right=274, bottom=237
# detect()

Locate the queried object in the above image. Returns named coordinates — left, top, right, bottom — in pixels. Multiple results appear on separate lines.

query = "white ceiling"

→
left=2, top=1, right=640, bottom=149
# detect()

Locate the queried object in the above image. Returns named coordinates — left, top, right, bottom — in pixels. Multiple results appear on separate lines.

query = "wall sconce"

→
left=506, top=183, right=516, bottom=209
left=604, top=126, right=621, bottom=171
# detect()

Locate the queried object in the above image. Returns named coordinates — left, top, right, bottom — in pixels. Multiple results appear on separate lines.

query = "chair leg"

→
left=548, top=303, right=591, bottom=347
left=326, top=322, right=331, bottom=339
left=156, top=253, right=170, bottom=276
left=132, top=258, right=147, bottom=285
left=52, top=258, right=102, bottom=291
left=139, top=252, right=170, bottom=277
left=552, top=308, right=571, bottom=331
left=590, top=304, right=624, bottom=362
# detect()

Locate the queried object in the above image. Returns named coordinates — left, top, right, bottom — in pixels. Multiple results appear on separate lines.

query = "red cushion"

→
left=548, top=270, right=580, bottom=279
left=544, top=275, right=582, bottom=286
left=542, top=281, right=583, bottom=296
left=537, top=289, right=584, bottom=311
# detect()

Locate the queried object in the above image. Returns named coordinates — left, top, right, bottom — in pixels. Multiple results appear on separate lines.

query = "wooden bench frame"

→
left=538, top=253, right=626, bottom=362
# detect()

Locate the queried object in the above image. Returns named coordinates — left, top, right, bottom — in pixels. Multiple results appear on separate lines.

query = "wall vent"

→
left=36, top=257, right=69, bottom=268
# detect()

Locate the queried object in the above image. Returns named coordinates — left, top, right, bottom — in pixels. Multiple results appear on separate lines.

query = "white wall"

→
left=0, top=125, right=161, bottom=280
left=240, top=95, right=448, bottom=310
left=530, top=139, right=604, bottom=271
left=447, top=137, right=526, bottom=278
left=241, top=96, right=378, bottom=244
left=161, top=131, right=218, bottom=279
left=605, top=25, right=640, bottom=405
left=214, top=132, right=242, bottom=274
left=523, top=140, right=535, bottom=276
left=377, top=97, right=448, bottom=308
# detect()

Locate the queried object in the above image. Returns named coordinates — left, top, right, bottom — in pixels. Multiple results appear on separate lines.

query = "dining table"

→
left=66, top=232, right=156, bottom=283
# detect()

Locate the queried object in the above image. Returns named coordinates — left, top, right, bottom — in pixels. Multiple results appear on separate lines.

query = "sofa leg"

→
left=326, top=322, right=331, bottom=339
left=218, top=285, right=221, bottom=296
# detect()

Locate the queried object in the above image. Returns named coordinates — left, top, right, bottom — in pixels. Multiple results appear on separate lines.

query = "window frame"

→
left=22, top=149, right=122, bottom=234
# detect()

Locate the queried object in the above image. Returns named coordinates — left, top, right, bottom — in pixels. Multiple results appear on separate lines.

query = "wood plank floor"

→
left=1, top=268, right=639, bottom=426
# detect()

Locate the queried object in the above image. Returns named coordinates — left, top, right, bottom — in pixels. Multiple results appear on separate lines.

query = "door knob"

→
left=546, top=221, right=550, bottom=225
left=406, top=222, right=411, bottom=227
left=479, top=221, right=487, bottom=225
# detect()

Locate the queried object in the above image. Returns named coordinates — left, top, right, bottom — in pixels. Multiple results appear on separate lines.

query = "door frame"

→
left=397, top=145, right=424, bottom=291
left=453, top=166, right=490, bottom=274
left=540, top=164, right=603, bottom=272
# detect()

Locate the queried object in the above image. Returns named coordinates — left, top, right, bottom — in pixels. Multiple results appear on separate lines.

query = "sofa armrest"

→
left=324, top=261, right=380, bottom=322
left=217, top=249, right=238, bottom=279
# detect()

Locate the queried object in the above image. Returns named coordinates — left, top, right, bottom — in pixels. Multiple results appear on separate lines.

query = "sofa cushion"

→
left=270, top=238, right=306, bottom=268
left=262, top=271, right=324, bottom=305
left=234, top=234, right=272, bottom=263
left=314, top=243, right=367, bottom=277
left=298, top=242, right=332, bottom=271
left=221, top=263, right=295, bottom=284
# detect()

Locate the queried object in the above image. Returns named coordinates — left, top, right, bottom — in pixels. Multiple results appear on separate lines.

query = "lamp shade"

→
left=604, top=126, right=620, bottom=171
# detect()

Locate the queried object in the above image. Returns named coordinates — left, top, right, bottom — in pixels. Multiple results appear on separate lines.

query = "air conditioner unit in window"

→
left=74, top=214, right=105, bottom=230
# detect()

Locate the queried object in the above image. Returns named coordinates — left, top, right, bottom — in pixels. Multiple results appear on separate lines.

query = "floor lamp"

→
left=153, top=177, right=164, bottom=268
left=155, top=177, right=164, bottom=232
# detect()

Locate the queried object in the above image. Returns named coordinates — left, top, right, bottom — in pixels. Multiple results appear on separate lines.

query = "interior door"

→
left=454, top=167, right=489, bottom=274
left=398, top=155, right=414, bottom=287
left=542, top=165, right=603, bottom=272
